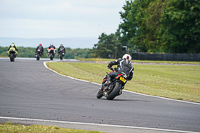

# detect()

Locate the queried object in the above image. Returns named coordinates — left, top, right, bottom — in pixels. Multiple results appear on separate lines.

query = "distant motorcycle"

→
left=58, top=49, right=65, bottom=60
left=35, top=49, right=42, bottom=60
left=8, top=48, right=17, bottom=62
left=96, top=67, right=128, bottom=100
left=48, top=48, right=56, bottom=60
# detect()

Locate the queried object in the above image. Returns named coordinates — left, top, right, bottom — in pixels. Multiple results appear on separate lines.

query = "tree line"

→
left=91, top=0, right=200, bottom=59
left=0, top=46, right=91, bottom=59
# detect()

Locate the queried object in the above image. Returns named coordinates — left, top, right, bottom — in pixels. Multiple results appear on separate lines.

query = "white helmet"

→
left=122, top=54, right=132, bottom=61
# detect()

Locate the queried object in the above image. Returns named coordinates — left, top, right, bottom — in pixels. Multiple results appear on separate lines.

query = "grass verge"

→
left=79, top=58, right=200, bottom=65
left=46, top=62, right=200, bottom=102
left=0, top=122, right=101, bottom=133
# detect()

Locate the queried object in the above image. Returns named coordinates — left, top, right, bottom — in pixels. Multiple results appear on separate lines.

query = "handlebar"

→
left=108, top=67, right=114, bottom=71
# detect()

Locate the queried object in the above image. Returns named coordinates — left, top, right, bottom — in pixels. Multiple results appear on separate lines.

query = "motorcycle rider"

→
left=58, top=44, right=65, bottom=56
left=48, top=43, right=56, bottom=56
left=35, top=44, right=44, bottom=56
left=7, top=43, right=18, bottom=56
left=105, top=54, right=134, bottom=86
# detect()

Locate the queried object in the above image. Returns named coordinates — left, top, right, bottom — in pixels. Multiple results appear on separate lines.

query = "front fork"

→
left=100, top=76, right=107, bottom=94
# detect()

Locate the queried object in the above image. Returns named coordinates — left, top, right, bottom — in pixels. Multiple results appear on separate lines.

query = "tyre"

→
left=10, top=53, right=14, bottom=62
left=36, top=54, right=40, bottom=60
left=96, top=89, right=103, bottom=99
left=106, top=82, right=122, bottom=100
left=60, top=55, right=63, bottom=60
left=50, top=54, right=53, bottom=60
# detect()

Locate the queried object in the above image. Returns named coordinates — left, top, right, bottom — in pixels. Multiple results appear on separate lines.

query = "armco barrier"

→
left=132, top=53, right=200, bottom=61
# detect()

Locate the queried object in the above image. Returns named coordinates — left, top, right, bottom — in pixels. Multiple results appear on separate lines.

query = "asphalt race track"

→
left=0, top=58, right=200, bottom=133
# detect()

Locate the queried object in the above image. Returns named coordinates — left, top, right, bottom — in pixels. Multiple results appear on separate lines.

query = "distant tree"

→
left=0, top=46, right=91, bottom=59
left=91, top=30, right=123, bottom=59
left=119, top=0, right=169, bottom=53
left=63, top=47, right=91, bottom=59
left=118, top=0, right=200, bottom=53
left=139, top=0, right=169, bottom=53
left=160, top=0, right=200, bottom=53
left=0, top=46, right=8, bottom=56
left=119, top=0, right=137, bottom=46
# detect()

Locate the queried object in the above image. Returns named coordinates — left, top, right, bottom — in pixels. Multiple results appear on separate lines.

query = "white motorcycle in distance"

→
left=48, top=48, right=56, bottom=60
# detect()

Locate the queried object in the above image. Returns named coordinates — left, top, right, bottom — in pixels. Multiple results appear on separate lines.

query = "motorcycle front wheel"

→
left=106, top=82, right=122, bottom=100
left=96, top=89, right=103, bottom=99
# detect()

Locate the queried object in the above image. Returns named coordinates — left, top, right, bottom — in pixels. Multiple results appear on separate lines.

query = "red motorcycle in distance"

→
left=35, top=49, right=42, bottom=60
left=96, top=67, right=128, bottom=100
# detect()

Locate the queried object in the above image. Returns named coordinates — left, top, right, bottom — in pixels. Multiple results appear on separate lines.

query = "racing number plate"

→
left=120, top=77, right=126, bottom=83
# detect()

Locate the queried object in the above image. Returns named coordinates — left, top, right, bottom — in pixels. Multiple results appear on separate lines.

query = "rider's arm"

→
left=128, top=72, right=133, bottom=80
left=108, top=58, right=121, bottom=68
left=8, top=46, right=10, bottom=50
left=128, top=66, right=134, bottom=80
left=14, top=46, right=18, bottom=51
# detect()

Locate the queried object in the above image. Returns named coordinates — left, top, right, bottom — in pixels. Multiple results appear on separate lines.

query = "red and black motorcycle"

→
left=35, top=49, right=42, bottom=60
left=96, top=67, right=128, bottom=100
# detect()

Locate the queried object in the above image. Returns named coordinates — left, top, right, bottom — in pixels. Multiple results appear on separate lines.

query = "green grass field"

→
left=79, top=58, right=200, bottom=64
left=46, top=61, right=200, bottom=102
left=0, top=123, right=101, bottom=133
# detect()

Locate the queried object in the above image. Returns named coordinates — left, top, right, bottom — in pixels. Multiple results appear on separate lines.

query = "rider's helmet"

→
left=60, top=44, right=63, bottom=46
left=50, top=43, right=53, bottom=46
left=122, top=54, right=132, bottom=61
left=39, top=44, right=42, bottom=46
left=11, top=43, right=15, bottom=46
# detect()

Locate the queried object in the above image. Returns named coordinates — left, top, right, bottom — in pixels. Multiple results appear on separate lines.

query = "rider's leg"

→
left=106, top=72, right=118, bottom=85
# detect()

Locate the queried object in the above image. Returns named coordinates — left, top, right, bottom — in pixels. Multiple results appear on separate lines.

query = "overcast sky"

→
left=0, top=0, right=126, bottom=39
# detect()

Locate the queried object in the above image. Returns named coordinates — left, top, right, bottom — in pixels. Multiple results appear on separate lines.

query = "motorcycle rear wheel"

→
left=36, top=55, right=40, bottom=60
left=60, top=55, right=63, bottom=60
left=106, top=82, right=122, bottom=100
left=10, top=54, right=14, bottom=62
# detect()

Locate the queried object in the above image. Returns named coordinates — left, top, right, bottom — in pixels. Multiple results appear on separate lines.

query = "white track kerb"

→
left=0, top=116, right=199, bottom=133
